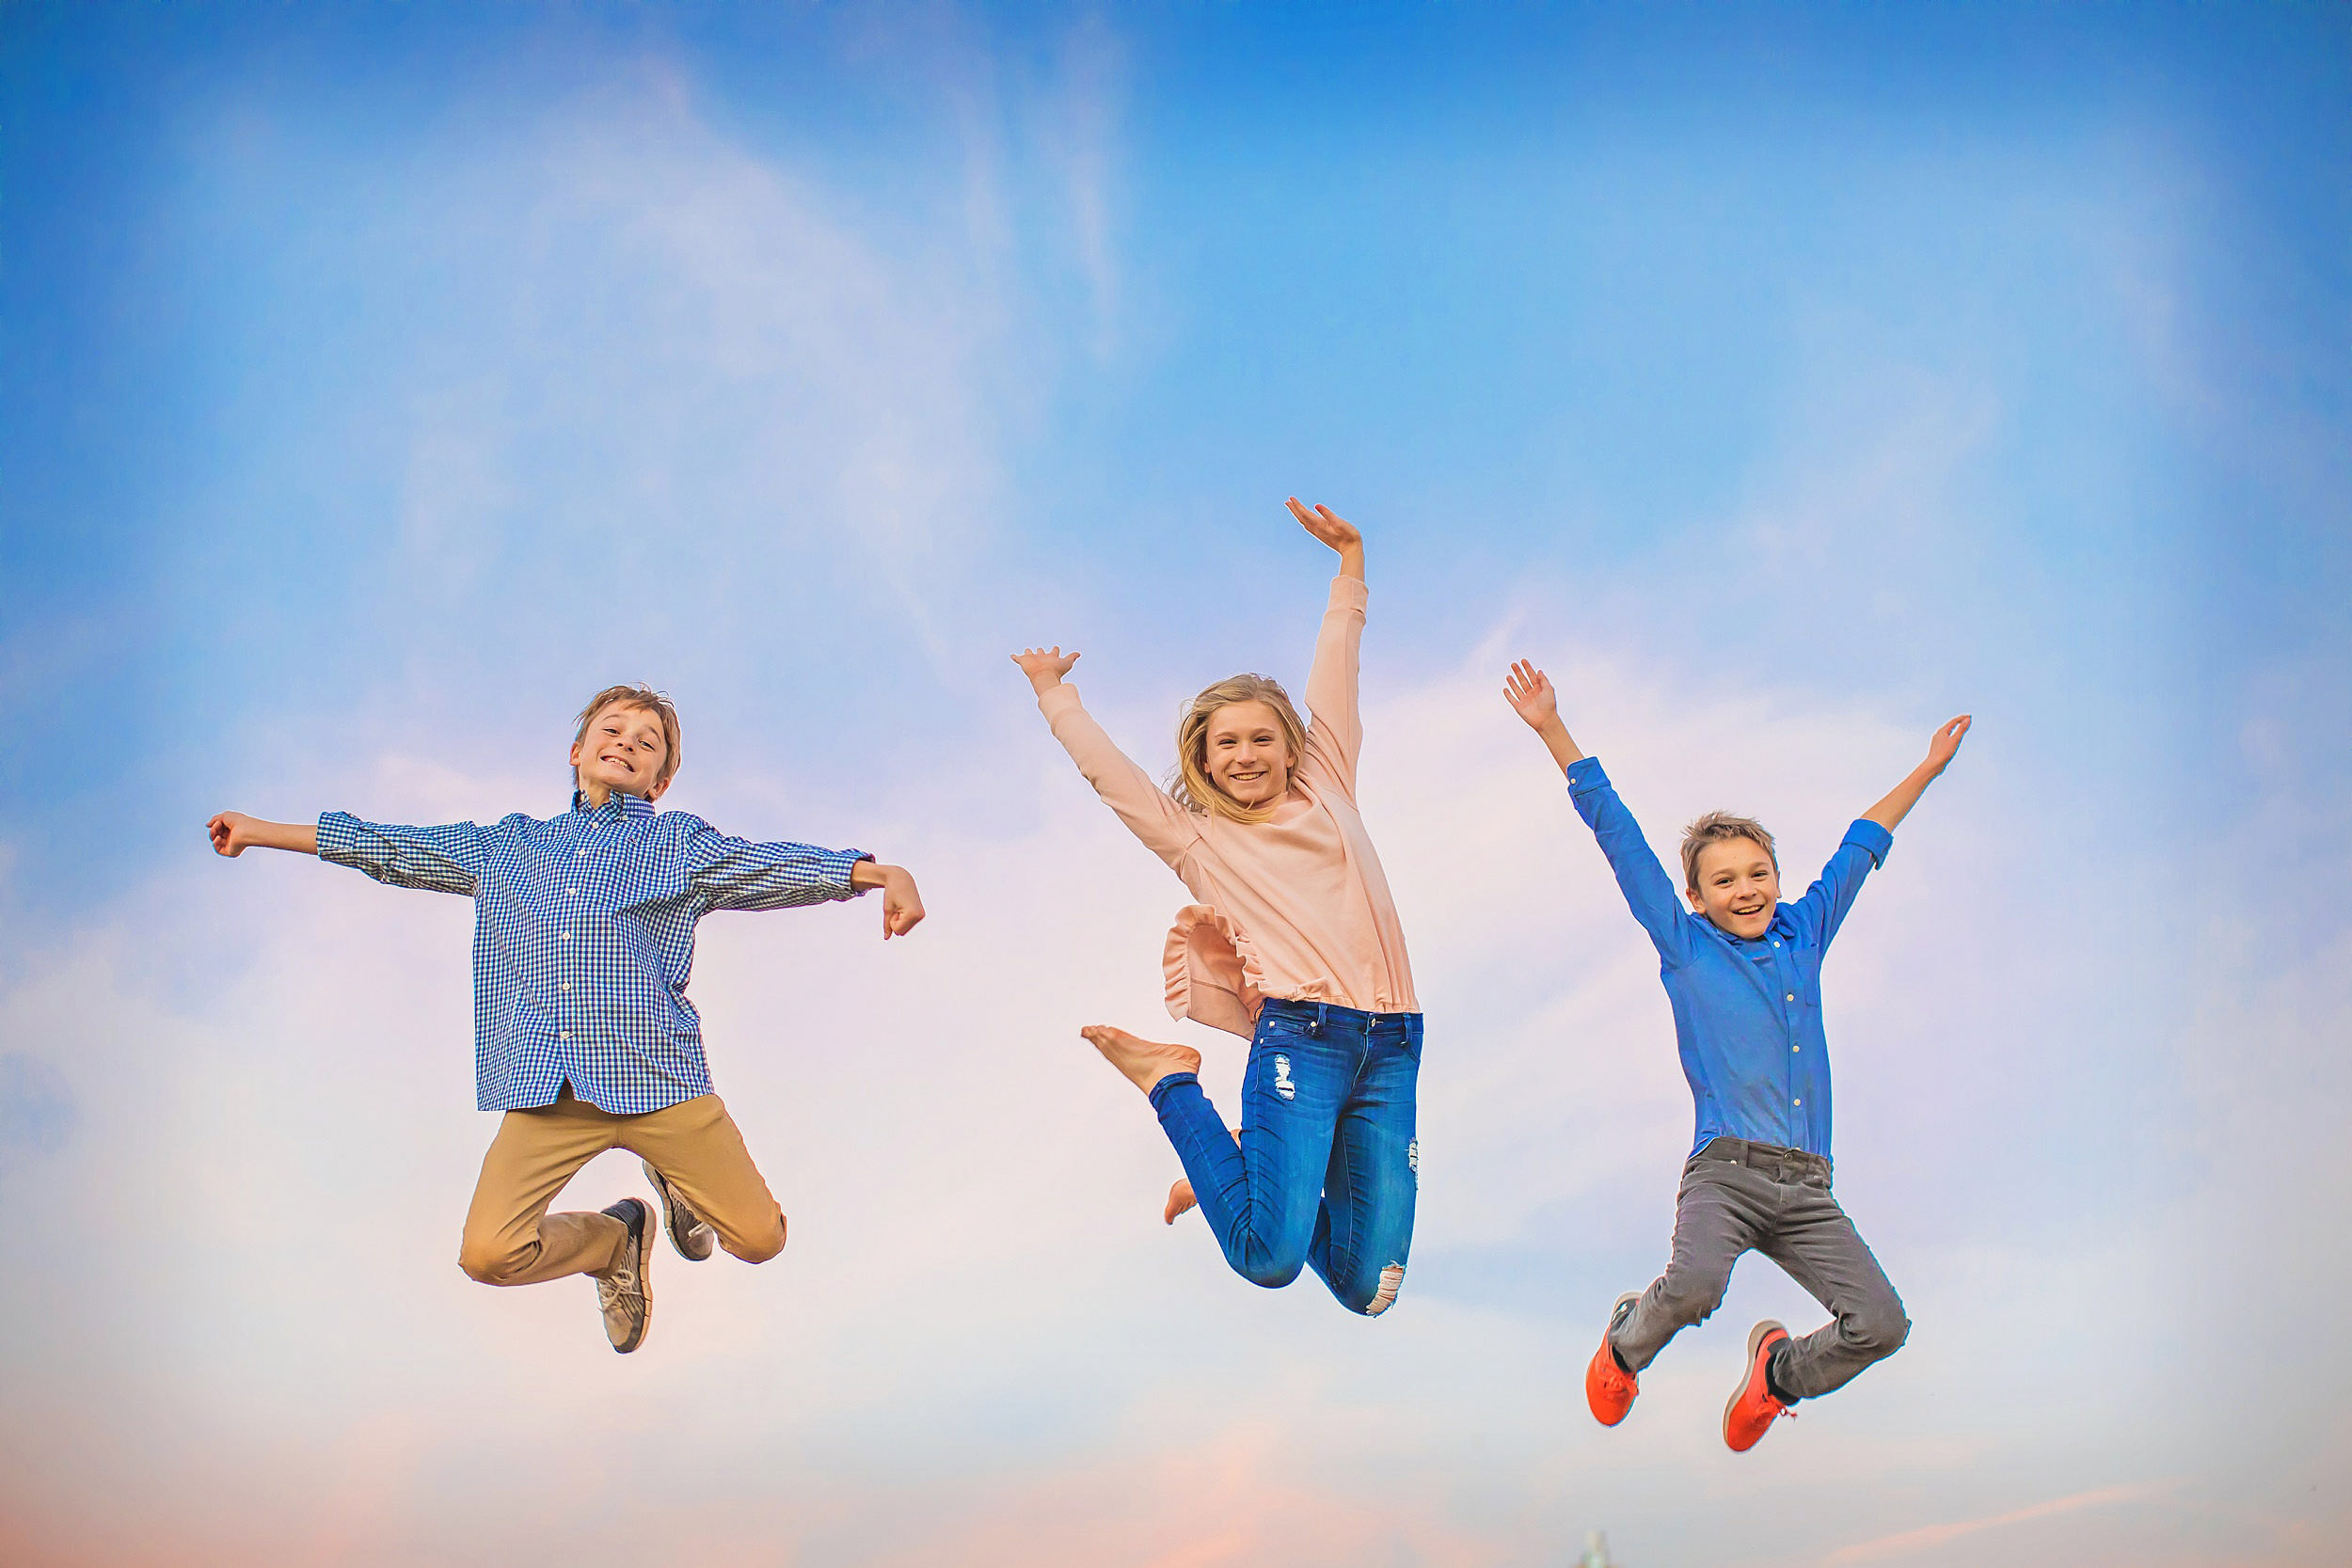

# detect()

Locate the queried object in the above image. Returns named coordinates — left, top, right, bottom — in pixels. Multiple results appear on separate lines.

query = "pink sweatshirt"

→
left=1040, top=575, right=1419, bottom=1036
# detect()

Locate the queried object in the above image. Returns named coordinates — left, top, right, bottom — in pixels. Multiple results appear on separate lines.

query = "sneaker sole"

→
left=1722, top=1319, right=1786, bottom=1447
left=642, top=1160, right=715, bottom=1262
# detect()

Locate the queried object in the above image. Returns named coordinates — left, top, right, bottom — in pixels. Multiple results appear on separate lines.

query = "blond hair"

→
left=573, top=683, right=684, bottom=790
left=1168, top=673, right=1309, bottom=825
left=1680, top=810, right=1776, bottom=892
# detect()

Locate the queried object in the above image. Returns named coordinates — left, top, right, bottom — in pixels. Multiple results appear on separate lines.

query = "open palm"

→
left=1503, top=659, right=1558, bottom=730
left=1286, top=497, right=1360, bottom=553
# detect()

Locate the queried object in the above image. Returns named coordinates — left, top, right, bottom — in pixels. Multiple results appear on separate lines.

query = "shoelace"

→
left=596, top=1262, right=639, bottom=1312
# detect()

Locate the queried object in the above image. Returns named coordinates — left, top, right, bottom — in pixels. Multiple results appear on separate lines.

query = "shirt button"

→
left=560, top=932, right=571, bottom=942
left=1772, top=940, right=1781, bottom=948
left=560, top=982, right=571, bottom=992
left=1793, top=1097, right=1803, bottom=1106
left=566, top=888, right=578, bottom=896
left=1786, top=992, right=1795, bottom=1002
left=1791, top=1044, right=1800, bottom=1053
left=559, top=1031, right=571, bottom=1041
left=576, top=849, right=588, bottom=859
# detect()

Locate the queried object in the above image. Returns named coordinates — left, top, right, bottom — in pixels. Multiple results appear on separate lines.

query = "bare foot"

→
left=1080, top=1025, right=1201, bottom=1097
left=1163, top=1129, right=1236, bottom=1224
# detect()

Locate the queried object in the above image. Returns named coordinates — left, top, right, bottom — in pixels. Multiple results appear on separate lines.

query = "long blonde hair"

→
left=1168, top=673, right=1310, bottom=824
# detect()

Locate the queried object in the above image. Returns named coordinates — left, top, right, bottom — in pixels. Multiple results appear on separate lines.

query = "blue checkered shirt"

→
left=316, top=790, right=871, bottom=1115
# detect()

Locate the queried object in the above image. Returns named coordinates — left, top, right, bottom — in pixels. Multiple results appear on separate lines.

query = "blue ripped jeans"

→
left=1147, top=998, right=1422, bottom=1316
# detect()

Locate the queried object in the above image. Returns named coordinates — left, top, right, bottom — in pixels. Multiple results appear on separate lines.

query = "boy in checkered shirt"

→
left=209, top=684, right=925, bottom=1354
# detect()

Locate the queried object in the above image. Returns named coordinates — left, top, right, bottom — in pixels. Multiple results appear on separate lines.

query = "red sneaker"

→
left=1723, top=1321, right=1793, bottom=1451
left=1585, top=1292, right=1641, bottom=1426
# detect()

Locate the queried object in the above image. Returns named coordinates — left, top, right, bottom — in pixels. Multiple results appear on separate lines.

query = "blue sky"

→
left=4, top=5, right=2348, bottom=1565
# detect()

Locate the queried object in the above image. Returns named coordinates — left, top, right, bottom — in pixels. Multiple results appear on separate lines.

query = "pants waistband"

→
left=1258, top=997, right=1422, bottom=1029
left=1695, top=1136, right=1832, bottom=1182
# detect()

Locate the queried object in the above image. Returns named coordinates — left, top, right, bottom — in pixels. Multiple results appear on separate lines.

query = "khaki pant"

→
left=457, top=1088, right=787, bottom=1286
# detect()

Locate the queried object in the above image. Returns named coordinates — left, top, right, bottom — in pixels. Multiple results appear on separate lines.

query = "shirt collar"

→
left=571, top=787, right=658, bottom=820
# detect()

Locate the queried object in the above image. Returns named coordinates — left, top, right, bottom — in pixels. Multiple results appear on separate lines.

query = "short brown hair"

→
left=573, top=684, right=683, bottom=789
left=1168, top=673, right=1310, bottom=825
left=1680, top=811, right=1776, bottom=892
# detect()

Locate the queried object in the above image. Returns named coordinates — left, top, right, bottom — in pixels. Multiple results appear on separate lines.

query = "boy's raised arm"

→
left=1504, top=659, right=1692, bottom=966
left=1785, top=715, right=1971, bottom=949
left=1863, top=715, right=1972, bottom=833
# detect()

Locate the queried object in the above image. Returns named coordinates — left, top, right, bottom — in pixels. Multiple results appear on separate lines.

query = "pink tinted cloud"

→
left=1821, top=1481, right=2159, bottom=1563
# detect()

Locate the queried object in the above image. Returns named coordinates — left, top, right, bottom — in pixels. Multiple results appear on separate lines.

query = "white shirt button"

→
left=1772, top=940, right=1781, bottom=948
left=576, top=849, right=587, bottom=858
left=1786, top=992, right=1795, bottom=1002
left=1793, top=1097, right=1803, bottom=1106
left=1791, top=1044, right=1800, bottom=1053
left=560, top=932, right=571, bottom=942
left=566, top=888, right=577, bottom=896
left=559, top=1031, right=571, bottom=1041
left=560, top=982, right=571, bottom=992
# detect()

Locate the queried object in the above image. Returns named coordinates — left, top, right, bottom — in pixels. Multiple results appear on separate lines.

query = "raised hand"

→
left=1924, top=714, right=1972, bottom=775
left=1865, top=714, right=1974, bottom=832
left=1011, top=646, right=1080, bottom=694
left=1503, top=659, right=1559, bottom=731
left=1503, top=658, right=1586, bottom=769
left=1286, top=497, right=1362, bottom=556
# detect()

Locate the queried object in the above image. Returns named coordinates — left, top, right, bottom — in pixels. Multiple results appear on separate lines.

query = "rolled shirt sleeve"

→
left=679, top=821, right=871, bottom=913
left=316, top=811, right=487, bottom=897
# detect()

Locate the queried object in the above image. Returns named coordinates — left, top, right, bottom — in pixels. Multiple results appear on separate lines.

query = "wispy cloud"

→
left=1822, top=1481, right=2161, bottom=1563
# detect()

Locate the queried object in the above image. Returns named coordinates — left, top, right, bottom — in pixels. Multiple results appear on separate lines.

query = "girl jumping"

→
left=1013, top=499, right=1422, bottom=1317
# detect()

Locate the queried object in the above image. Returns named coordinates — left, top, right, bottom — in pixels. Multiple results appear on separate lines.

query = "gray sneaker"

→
left=642, top=1159, right=716, bottom=1262
left=595, top=1198, right=653, bottom=1354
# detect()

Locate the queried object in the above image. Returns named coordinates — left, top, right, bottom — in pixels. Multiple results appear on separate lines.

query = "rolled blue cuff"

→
left=315, top=811, right=362, bottom=865
left=1842, top=818, right=1894, bottom=867
left=1147, top=1069, right=1200, bottom=1111
left=824, top=847, right=877, bottom=896
left=1564, top=754, right=1611, bottom=796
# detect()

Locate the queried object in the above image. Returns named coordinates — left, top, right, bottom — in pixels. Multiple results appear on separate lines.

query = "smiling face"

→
left=569, top=701, right=674, bottom=803
left=1201, top=699, right=1298, bottom=809
left=1686, top=833, right=1782, bottom=939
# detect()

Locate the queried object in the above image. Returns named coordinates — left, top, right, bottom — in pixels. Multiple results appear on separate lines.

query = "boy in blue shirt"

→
left=209, top=683, right=925, bottom=1354
left=1503, top=659, right=1969, bottom=1450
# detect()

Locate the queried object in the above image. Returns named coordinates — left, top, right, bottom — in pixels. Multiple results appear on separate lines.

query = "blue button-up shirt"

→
left=1565, top=756, right=1892, bottom=1159
left=317, top=790, right=870, bottom=1115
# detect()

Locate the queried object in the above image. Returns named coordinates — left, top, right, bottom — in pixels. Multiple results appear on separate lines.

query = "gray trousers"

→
left=1610, top=1139, right=1909, bottom=1401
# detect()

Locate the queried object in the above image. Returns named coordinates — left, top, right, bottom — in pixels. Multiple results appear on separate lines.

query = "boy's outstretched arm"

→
left=1503, top=660, right=1586, bottom=771
left=1863, top=715, right=1972, bottom=832
left=208, top=813, right=319, bottom=857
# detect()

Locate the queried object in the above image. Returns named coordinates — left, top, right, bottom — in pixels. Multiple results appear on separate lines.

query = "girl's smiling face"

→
left=569, top=702, right=673, bottom=803
left=1202, top=699, right=1297, bottom=809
